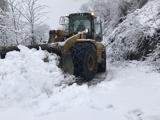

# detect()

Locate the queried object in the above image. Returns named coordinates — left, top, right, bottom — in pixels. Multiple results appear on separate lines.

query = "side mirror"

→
left=94, top=17, right=103, bottom=42
left=59, top=16, right=69, bottom=25
left=95, top=16, right=101, bottom=24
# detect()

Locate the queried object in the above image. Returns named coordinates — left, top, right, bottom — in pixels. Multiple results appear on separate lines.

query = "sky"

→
left=41, top=0, right=89, bottom=29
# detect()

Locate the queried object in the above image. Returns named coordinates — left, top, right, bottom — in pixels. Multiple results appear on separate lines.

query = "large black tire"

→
left=98, top=48, right=106, bottom=73
left=71, top=42, right=97, bottom=81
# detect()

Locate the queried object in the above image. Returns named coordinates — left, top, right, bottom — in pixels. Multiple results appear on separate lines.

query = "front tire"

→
left=71, top=42, right=97, bottom=81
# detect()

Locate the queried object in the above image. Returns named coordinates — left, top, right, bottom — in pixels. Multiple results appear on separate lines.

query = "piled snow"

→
left=0, top=48, right=160, bottom=120
left=0, top=46, right=74, bottom=107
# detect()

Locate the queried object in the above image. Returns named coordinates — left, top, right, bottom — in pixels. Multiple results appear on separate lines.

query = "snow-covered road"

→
left=0, top=46, right=160, bottom=120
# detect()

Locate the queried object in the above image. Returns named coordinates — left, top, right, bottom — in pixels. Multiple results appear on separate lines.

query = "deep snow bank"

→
left=0, top=46, right=160, bottom=120
left=0, top=46, right=74, bottom=106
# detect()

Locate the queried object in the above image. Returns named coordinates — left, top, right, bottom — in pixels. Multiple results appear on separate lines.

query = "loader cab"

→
left=60, top=13, right=103, bottom=42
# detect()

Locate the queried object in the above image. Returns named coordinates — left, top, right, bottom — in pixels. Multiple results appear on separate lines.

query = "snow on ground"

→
left=0, top=46, right=160, bottom=120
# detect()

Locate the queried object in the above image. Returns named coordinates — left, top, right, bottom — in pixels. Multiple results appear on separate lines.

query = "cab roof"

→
left=68, top=13, right=96, bottom=18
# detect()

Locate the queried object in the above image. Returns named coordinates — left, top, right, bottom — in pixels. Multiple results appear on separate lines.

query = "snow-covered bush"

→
left=145, top=31, right=160, bottom=71
left=152, top=44, right=160, bottom=71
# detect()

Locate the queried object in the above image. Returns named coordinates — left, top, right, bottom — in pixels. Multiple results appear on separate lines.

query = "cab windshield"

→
left=69, top=15, right=91, bottom=34
left=73, top=20, right=91, bottom=33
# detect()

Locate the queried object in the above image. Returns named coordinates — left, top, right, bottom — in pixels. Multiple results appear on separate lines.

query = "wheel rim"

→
left=87, top=55, right=95, bottom=71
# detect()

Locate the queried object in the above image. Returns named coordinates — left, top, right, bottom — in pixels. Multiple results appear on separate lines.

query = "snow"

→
left=138, top=0, right=160, bottom=29
left=0, top=45, right=74, bottom=107
left=105, top=0, right=160, bottom=61
left=0, top=47, right=160, bottom=120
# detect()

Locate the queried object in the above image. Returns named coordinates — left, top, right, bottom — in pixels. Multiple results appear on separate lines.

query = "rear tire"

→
left=71, top=42, right=97, bottom=81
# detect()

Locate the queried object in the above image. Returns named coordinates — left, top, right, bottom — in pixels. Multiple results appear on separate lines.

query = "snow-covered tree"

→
left=0, top=0, right=49, bottom=46
left=7, top=0, right=26, bottom=44
left=0, top=9, right=18, bottom=46
left=20, top=0, right=48, bottom=45
left=34, top=24, right=50, bottom=43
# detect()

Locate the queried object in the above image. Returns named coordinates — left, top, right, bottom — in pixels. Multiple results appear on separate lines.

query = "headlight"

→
left=91, top=12, right=95, bottom=16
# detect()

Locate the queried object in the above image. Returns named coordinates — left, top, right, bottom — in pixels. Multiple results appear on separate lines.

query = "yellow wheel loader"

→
left=0, top=13, right=106, bottom=81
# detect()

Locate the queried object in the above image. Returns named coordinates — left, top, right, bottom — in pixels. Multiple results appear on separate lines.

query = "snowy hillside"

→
left=0, top=47, right=160, bottom=120
left=106, top=0, right=160, bottom=61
